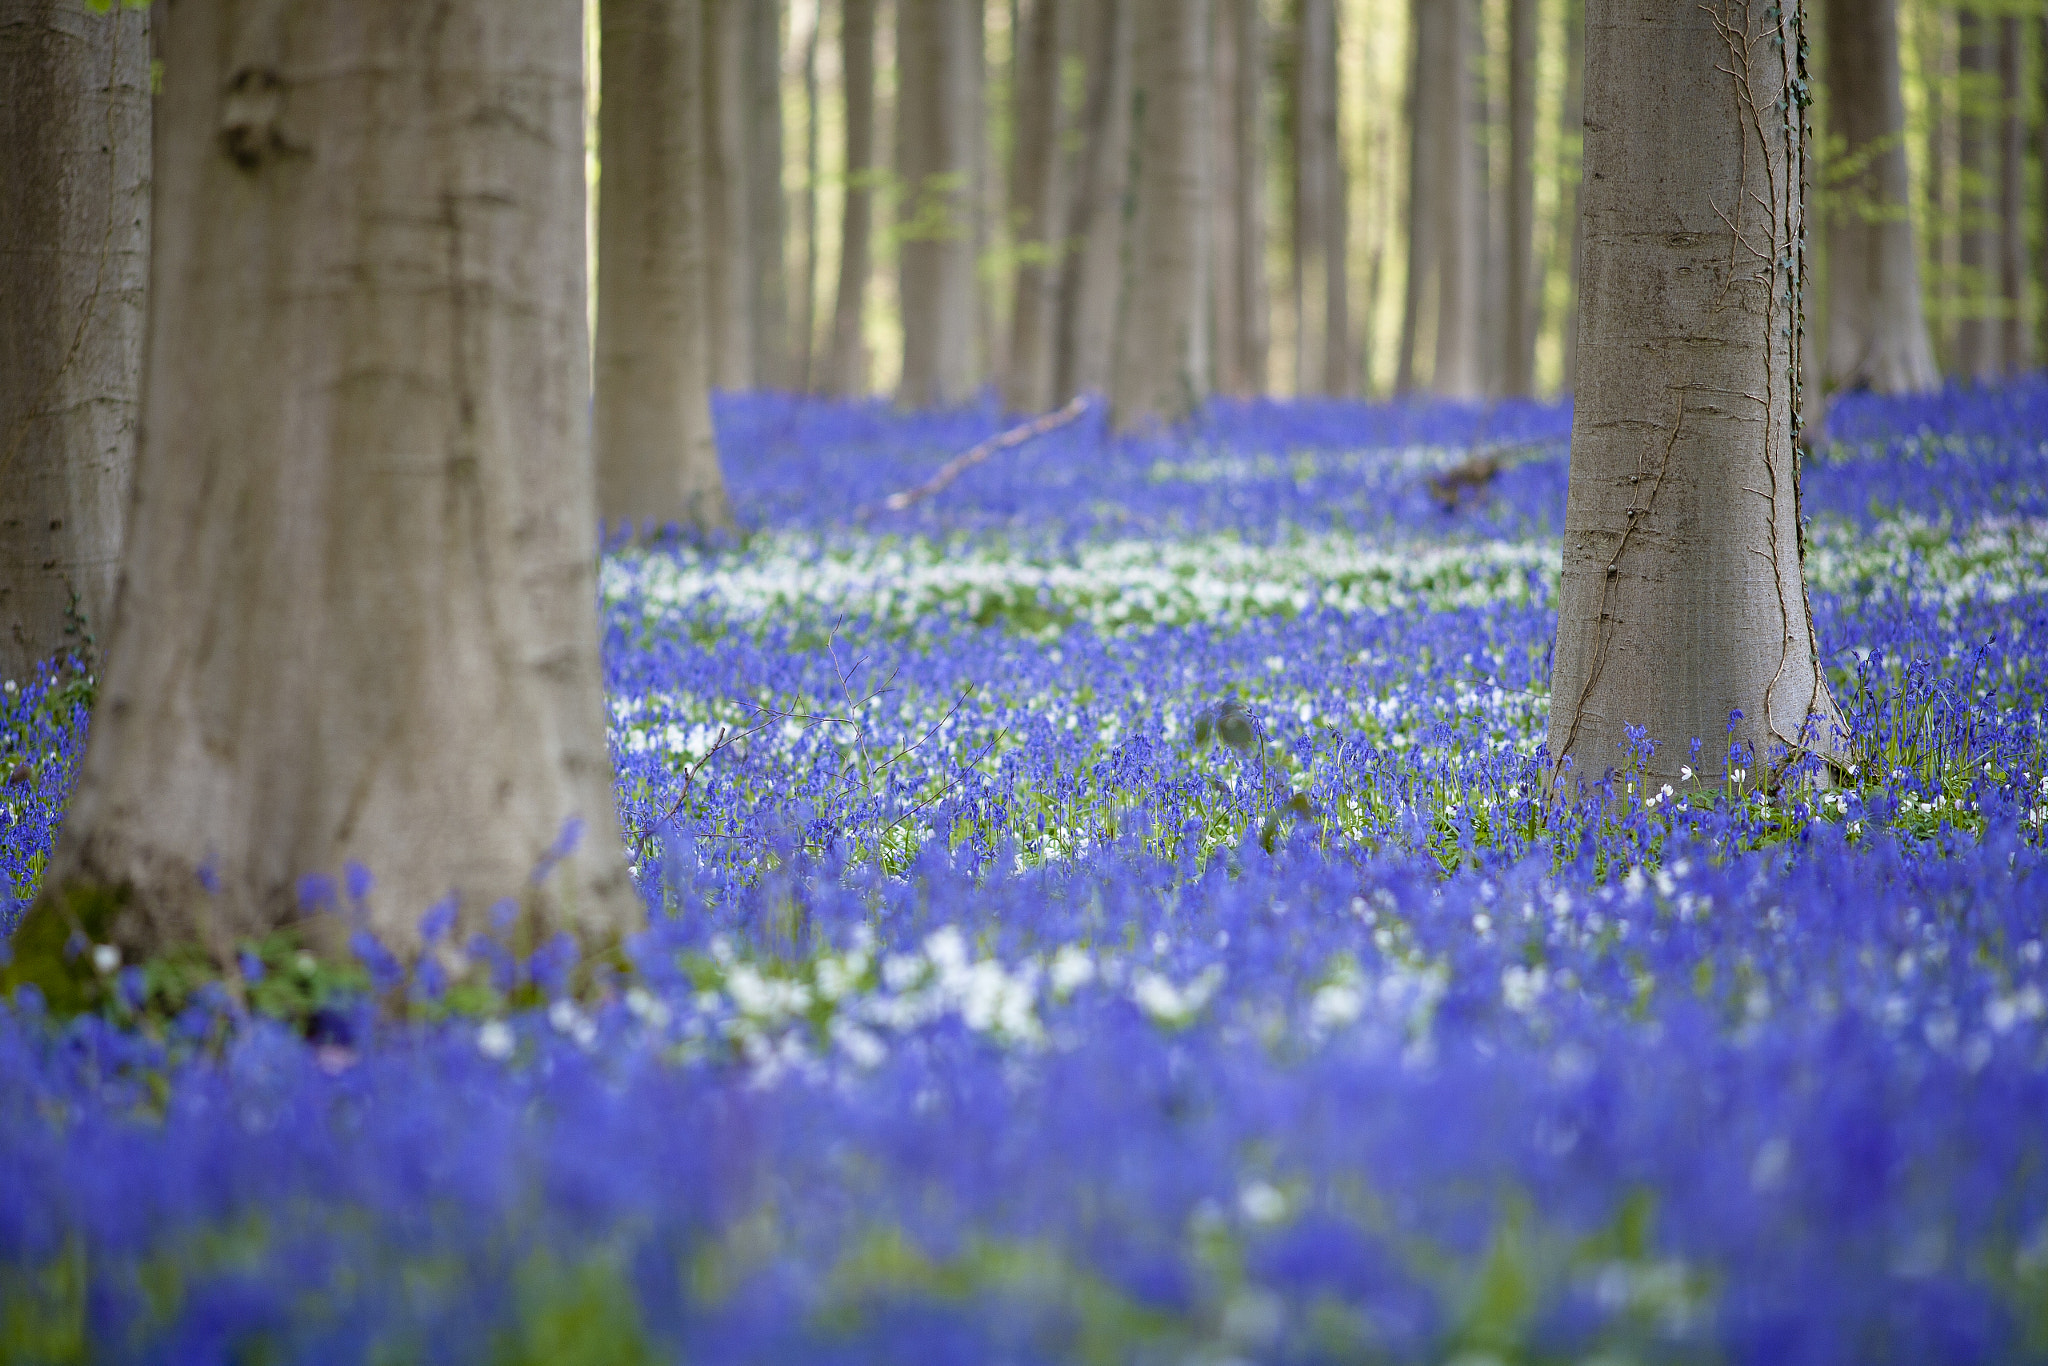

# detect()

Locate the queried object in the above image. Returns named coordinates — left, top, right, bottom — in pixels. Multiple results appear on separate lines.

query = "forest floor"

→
left=4, top=383, right=2047, bottom=1361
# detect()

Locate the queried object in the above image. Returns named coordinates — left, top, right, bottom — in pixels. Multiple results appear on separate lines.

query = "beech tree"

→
left=897, top=0, right=981, bottom=407
left=1289, top=0, right=1347, bottom=396
left=1956, top=11, right=1999, bottom=381
left=1818, top=0, right=1938, bottom=395
left=38, top=0, right=636, bottom=958
left=1001, top=0, right=1066, bottom=414
left=823, top=0, right=878, bottom=397
left=1210, top=0, right=1269, bottom=397
left=0, top=0, right=149, bottom=684
left=704, top=0, right=754, bottom=389
left=1547, top=0, right=1846, bottom=794
left=595, top=0, right=732, bottom=535
left=1109, top=0, right=1211, bottom=429
left=746, top=0, right=790, bottom=390
left=1053, top=0, right=1134, bottom=403
left=1397, top=0, right=1482, bottom=397
left=1503, top=0, right=1538, bottom=396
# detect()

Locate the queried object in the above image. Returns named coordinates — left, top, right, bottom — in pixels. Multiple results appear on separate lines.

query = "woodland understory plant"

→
left=3, top=381, right=2048, bottom=1363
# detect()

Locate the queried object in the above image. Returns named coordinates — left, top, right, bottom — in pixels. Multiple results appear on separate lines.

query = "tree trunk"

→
left=1998, top=14, right=2028, bottom=375
left=1289, top=0, right=1348, bottom=397
left=41, top=0, right=635, bottom=959
left=1818, top=0, right=1938, bottom=395
left=1052, top=0, right=1134, bottom=401
left=796, top=3, right=821, bottom=390
left=1956, top=10, right=1999, bottom=381
left=1502, top=0, right=1536, bottom=396
left=746, top=0, right=789, bottom=389
left=896, top=0, right=979, bottom=407
left=1396, top=0, right=1442, bottom=394
left=1546, top=0, right=1846, bottom=796
left=595, top=0, right=732, bottom=535
left=704, top=0, right=754, bottom=388
left=1928, top=8, right=1956, bottom=370
left=1209, top=0, right=1267, bottom=396
left=1109, top=0, right=1211, bottom=429
left=1431, top=0, right=1483, bottom=397
left=0, top=0, right=148, bottom=683
left=824, top=0, right=877, bottom=396
left=1558, top=0, right=1584, bottom=393
left=1001, top=0, right=1064, bottom=412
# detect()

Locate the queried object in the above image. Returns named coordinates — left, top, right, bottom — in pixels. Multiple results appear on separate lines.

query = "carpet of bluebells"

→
left=5, top=379, right=2048, bottom=1362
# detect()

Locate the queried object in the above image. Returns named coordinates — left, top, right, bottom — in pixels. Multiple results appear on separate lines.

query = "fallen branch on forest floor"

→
left=868, top=395, right=1090, bottom=516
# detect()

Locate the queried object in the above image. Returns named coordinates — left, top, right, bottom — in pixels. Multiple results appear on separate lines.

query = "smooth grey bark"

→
left=796, top=3, right=821, bottom=389
left=1557, top=0, right=1584, bottom=393
left=1546, top=0, right=1847, bottom=795
left=896, top=0, right=979, bottom=406
left=1001, top=0, right=1065, bottom=412
left=1290, top=0, right=1347, bottom=396
left=1109, top=0, right=1210, bottom=429
left=1431, top=0, right=1483, bottom=397
left=1956, top=10, right=1998, bottom=381
left=746, top=0, right=790, bottom=389
left=1396, top=0, right=1439, bottom=393
left=1503, top=0, right=1537, bottom=395
left=824, top=0, right=877, bottom=396
left=1210, top=0, right=1268, bottom=396
left=1826, top=0, right=1933, bottom=395
left=0, top=0, right=148, bottom=683
left=704, top=0, right=754, bottom=389
left=595, top=0, right=732, bottom=535
left=1998, top=14, right=2028, bottom=374
left=43, top=0, right=635, bottom=958
left=1817, top=0, right=1938, bottom=395
left=1052, top=0, right=1133, bottom=401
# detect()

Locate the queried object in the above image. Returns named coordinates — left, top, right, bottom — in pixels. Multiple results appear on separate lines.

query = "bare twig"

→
left=871, top=395, right=1090, bottom=515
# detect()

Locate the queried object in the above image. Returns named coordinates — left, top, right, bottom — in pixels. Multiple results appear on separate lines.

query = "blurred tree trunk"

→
left=1502, top=0, right=1536, bottom=396
left=1431, top=0, right=1483, bottom=397
left=1290, top=0, right=1347, bottom=395
left=1110, top=0, right=1210, bottom=428
left=1956, top=10, right=1999, bottom=381
left=1547, top=0, right=1845, bottom=796
left=595, top=0, right=732, bottom=535
left=1557, top=0, right=1584, bottom=393
left=1053, top=0, right=1134, bottom=401
left=705, top=0, right=754, bottom=387
left=1210, top=0, right=1268, bottom=396
left=824, top=0, right=877, bottom=396
left=1818, top=0, right=1938, bottom=394
left=0, top=0, right=147, bottom=684
left=746, top=0, right=789, bottom=389
left=1002, top=0, right=1065, bottom=412
left=40, top=0, right=635, bottom=959
left=897, top=0, right=979, bottom=406
left=796, top=3, right=821, bottom=390
left=1396, top=0, right=1442, bottom=393
left=1997, top=14, right=2028, bottom=374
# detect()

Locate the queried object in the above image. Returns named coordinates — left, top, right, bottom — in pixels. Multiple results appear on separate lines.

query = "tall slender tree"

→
left=1818, top=0, right=1938, bottom=394
left=1502, top=0, right=1538, bottom=396
left=824, top=0, right=879, bottom=396
left=1053, top=0, right=1134, bottom=401
left=1002, top=0, right=1066, bottom=413
left=1547, top=0, right=1845, bottom=795
left=1557, top=0, right=1585, bottom=393
left=1110, top=0, right=1211, bottom=428
left=1396, top=0, right=1443, bottom=393
left=1431, top=0, right=1484, bottom=397
left=38, top=0, right=635, bottom=957
left=0, top=0, right=148, bottom=683
left=705, top=0, right=755, bottom=388
left=1290, top=0, right=1348, bottom=395
left=746, top=0, right=791, bottom=389
left=1956, top=10, right=2000, bottom=381
left=1210, top=0, right=1269, bottom=396
left=1997, top=13, right=2028, bottom=374
left=595, top=0, right=732, bottom=535
left=897, top=0, right=980, bottom=407
left=796, top=0, right=822, bottom=390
